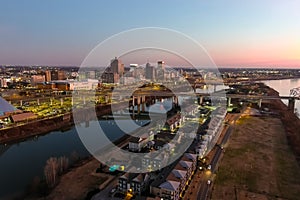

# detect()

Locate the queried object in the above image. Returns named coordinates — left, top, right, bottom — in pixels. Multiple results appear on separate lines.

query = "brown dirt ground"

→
left=211, top=115, right=300, bottom=200
left=29, top=159, right=110, bottom=200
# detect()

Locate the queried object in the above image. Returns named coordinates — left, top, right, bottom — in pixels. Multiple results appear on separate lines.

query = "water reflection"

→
left=263, top=78, right=300, bottom=117
left=0, top=99, right=173, bottom=198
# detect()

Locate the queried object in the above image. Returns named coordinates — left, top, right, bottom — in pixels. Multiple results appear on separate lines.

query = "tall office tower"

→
left=111, top=57, right=124, bottom=75
left=45, top=70, right=51, bottom=82
left=156, top=61, right=165, bottom=81
left=51, top=70, right=66, bottom=80
left=145, top=62, right=156, bottom=81
left=51, top=70, right=58, bottom=80
left=130, top=64, right=138, bottom=71
left=57, top=70, right=66, bottom=80
left=130, top=64, right=138, bottom=77
left=157, top=61, right=165, bottom=70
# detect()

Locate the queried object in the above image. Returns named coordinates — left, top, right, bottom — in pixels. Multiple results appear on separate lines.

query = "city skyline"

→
left=0, top=1, right=300, bottom=68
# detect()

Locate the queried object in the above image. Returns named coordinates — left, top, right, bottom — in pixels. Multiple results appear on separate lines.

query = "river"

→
left=0, top=98, right=175, bottom=199
left=1, top=80, right=298, bottom=199
left=262, top=78, right=300, bottom=116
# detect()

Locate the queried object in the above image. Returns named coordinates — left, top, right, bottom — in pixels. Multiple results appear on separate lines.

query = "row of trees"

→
left=44, top=156, right=69, bottom=188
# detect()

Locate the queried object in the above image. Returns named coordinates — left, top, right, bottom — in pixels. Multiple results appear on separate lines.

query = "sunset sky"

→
left=0, top=0, right=299, bottom=68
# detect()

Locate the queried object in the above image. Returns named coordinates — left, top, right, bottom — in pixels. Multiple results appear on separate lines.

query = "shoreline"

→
left=265, top=86, right=300, bottom=164
left=0, top=102, right=126, bottom=144
left=1, top=76, right=299, bottom=144
left=20, top=84, right=300, bottom=199
left=240, top=75, right=300, bottom=81
left=251, top=76, right=300, bottom=81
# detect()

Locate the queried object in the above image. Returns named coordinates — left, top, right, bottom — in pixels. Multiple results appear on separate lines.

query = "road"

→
left=197, top=109, right=244, bottom=200
left=197, top=127, right=231, bottom=200
left=91, top=177, right=120, bottom=200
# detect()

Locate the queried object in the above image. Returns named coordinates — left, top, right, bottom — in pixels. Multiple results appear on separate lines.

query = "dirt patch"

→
left=27, top=159, right=110, bottom=200
left=212, top=115, right=300, bottom=200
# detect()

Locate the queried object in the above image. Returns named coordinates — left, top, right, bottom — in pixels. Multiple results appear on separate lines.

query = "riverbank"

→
left=25, top=158, right=113, bottom=200
left=211, top=84, right=300, bottom=199
left=25, top=83, right=300, bottom=199
left=0, top=113, right=73, bottom=144
left=212, top=114, right=300, bottom=199
left=266, top=86, right=300, bottom=164
left=251, top=75, right=300, bottom=81
left=225, top=75, right=300, bottom=84
left=0, top=102, right=127, bottom=144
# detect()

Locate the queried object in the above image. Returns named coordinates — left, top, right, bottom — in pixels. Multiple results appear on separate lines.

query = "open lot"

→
left=212, top=115, right=300, bottom=200
left=29, top=159, right=110, bottom=200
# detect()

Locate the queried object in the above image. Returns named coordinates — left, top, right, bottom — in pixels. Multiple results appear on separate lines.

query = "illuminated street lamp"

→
left=125, top=189, right=133, bottom=200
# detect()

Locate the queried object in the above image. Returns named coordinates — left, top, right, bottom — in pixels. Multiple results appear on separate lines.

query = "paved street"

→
left=183, top=112, right=242, bottom=200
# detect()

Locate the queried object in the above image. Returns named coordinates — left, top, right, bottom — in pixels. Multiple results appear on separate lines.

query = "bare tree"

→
left=58, top=156, right=69, bottom=174
left=44, top=157, right=59, bottom=188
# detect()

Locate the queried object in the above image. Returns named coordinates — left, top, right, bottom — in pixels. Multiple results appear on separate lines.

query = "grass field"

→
left=212, top=115, right=300, bottom=200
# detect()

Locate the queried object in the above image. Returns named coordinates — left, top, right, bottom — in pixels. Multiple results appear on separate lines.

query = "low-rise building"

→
left=158, top=180, right=180, bottom=200
left=128, top=136, right=148, bottom=152
left=118, top=173, right=149, bottom=195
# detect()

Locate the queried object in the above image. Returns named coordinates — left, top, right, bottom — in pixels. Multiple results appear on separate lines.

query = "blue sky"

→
left=0, top=0, right=299, bottom=67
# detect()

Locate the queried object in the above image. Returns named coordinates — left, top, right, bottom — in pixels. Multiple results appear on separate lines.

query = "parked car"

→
left=207, top=164, right=211, bottom=170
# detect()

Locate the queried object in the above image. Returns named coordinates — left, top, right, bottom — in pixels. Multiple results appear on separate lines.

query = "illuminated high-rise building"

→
left=156, top=61, right=165, bottom=81
left=45, top=70, right=51, bottom=82
left=145, top=62, right=156, bottom=81
left=111, top=57, right=124, bottom=75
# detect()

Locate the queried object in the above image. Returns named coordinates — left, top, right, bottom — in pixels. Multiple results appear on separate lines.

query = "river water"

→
left=1, top=80, right=299, bottom=199
left=0, top=121, right=133, bottom=199
left=262, top=78, right=300, bottom=116
left=0, top=99, right=175, bottom=199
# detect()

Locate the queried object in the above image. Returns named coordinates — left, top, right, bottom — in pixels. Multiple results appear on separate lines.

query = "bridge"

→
left=290, top=87, right=300, bottom=98
left=125, top=89, right=300, bottom=113
left=5, top=86, right=300, bottom=113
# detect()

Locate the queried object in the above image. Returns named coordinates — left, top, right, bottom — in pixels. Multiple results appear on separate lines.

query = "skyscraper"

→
left=156, top=61, right=165, bottom=81
left=157, top=61, right=165, bottom=70
left=145, top=62, right=156, bottom=81
left=45, top=70, right=51, bottom=82
left=108, top=57, right=124, bottom=83
left=111, top=57, right=124, bottom=75
left=50, top=70, right=66, bottom=80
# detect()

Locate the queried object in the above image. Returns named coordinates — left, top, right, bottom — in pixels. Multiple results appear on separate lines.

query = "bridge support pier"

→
left=132, top=96, right=136, bottom=117
left=199, top=96, right=203, bottom=105
left=137, top=96, right=141, bottom=114
left=173, top=96, right=179, bottom=108
left=288, top=98, right=295, bottom=111
left=213, top=85, right=217, bottom=92
left=141, top=95, right=146, bottom=112
left=227, top=97, right=231, bottom=106
left=258, top=99, right=262, bottom=108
